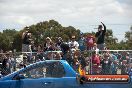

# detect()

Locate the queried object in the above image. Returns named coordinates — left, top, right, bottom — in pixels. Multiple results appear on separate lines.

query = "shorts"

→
left=97, top=44, right=104, bottom=50
left=22, top=44, right=32, bottom=52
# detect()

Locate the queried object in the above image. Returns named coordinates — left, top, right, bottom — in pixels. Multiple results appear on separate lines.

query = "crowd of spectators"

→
left=0, top=22, right=132, bottom=77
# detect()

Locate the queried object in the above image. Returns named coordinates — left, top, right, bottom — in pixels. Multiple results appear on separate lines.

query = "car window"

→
left=16, top=61, right=65, bottom=79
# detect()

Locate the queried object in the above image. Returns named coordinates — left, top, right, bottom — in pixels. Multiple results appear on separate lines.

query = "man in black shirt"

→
left=95, top=22, right=106, bottom=50
left=22, top=27, right=32, bottom=52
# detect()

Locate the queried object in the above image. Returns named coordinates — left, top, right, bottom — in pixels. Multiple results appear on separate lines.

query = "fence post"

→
left=89, top=50, right=92, bottom=74
left=13, top=49, right=16, bottom=71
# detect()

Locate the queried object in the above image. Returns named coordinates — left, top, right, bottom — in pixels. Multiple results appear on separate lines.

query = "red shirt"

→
left=92, top=54, right=100, bottom=65
left=86, top=35, right=95, bottom=47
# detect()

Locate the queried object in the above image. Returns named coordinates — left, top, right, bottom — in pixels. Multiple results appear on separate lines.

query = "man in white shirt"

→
left=69, top=36, right=79, bottom=50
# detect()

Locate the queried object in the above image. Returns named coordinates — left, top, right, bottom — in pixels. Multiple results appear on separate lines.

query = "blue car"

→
left=0, top=60, right=131, bottom=88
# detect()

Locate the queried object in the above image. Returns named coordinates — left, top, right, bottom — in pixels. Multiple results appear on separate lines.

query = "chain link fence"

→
left=84, top=50, right=132, bottom=75
left=0, top=50, right=132, bottom=77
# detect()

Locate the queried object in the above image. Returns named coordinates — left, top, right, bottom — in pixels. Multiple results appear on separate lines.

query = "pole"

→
left=13, top=49, right=16, bottom=71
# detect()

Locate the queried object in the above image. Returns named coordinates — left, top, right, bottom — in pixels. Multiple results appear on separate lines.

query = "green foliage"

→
left=0, top=20, right=131, bottom=52
left=26, top=20, right=80, bottom=44
left=12, top=32, right=22, bottom=51
left=124, top=26, right=132, bottom=49
left=104, top=29, right=119, bottom=49
left=0, top=20, right=81, bottom=51
left=0, top=29, right=18, bottom=51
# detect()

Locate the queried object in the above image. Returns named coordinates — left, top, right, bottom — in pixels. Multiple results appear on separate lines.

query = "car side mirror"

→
left=76, top=74, right=87, bottom=84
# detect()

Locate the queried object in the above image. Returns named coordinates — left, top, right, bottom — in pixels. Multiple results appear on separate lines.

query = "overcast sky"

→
left=0, top=0, right=132, bottom=41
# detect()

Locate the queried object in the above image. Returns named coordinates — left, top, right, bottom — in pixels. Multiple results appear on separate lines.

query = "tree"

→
left=104, top=29, right=118, bottom=49
left=13, top=20, right=80, bottom=51
left=0, top=20, right=131, bottom=51
left=0, top=29, right=18, bottom=51
left=124, top=26, right=132, bottom=49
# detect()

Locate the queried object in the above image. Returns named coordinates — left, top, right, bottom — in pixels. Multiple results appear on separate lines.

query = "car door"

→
left=40, top=61, right=63, bottom=88
left=10, top=62, right=54, bottom=88
left=10, top=77, right=45, bottom=88
left=41, top=77, right=77, bottom=88
left=40, top=61, right=79, bottom=88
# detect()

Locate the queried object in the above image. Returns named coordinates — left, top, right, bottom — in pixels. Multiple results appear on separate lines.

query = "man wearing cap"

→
left=95, top=22, right=106, bottom=50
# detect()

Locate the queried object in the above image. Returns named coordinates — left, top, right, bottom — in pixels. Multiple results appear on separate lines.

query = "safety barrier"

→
left=0, top=50, right=132, bottom=76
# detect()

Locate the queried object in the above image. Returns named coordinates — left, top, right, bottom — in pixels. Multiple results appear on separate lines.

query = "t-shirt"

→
left=69, top=41, right=79, bottom=49
left=78, top=38, right=85, bottom=46
left=86, top=36, right=95, bottom=47
left=95, top=30, right=106, bottom=44
left=60, top=43, right=69, bottom=54
left=92, top=55, right=100, bottom=65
